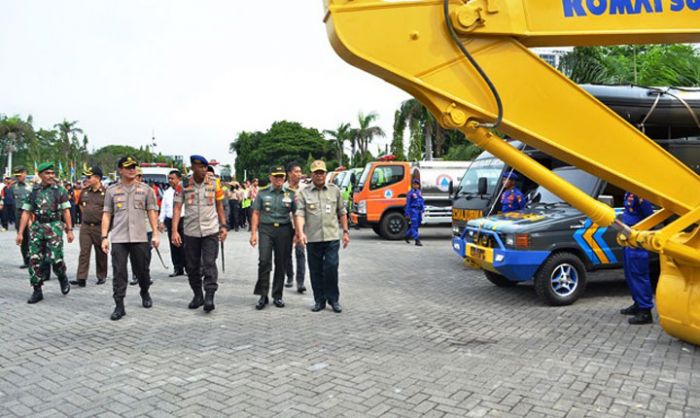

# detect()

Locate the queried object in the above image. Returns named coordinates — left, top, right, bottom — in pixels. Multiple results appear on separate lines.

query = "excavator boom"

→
left=323, top=0, right=700, bottom=345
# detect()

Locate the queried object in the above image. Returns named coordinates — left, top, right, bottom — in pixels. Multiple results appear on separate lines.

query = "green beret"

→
left=37, top=162, right=54, bottom=173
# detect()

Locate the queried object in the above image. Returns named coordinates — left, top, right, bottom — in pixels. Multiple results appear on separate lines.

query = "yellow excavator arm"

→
left=323, top=0, right=700, bottom=344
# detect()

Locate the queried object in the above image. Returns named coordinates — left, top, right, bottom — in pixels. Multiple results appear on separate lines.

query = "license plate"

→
left=470, top=246, right=486, bottom=260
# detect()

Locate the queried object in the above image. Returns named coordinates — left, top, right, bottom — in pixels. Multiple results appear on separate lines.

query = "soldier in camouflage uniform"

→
left=16, top=162, right=75, bottom=303
left=9, top=166, right=31, bottom=268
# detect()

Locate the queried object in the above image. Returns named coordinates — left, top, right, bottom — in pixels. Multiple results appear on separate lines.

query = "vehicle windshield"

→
left=333, top=171, right=347, bottom=187
left=357, top=163, right=372, bottom=189
left=340, top=169, right=359, bottom=189
left=535, top=168, right=599, bottom=205
left=457, top=152, right=504, bottom=195
left=142, top=174, right=167, bottom=185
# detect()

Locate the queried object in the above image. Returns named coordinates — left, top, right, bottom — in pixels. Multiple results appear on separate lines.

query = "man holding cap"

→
left=295, top=160, right=350, bottom=313
left=72, top=165, right=107, bottom=287
left=9, top=166, right=31, bottom=268
left=101, top=156, right=159, bottom=320
left=16, top=162, right=74, bottom=303
left=500, top=171, right=526, bottom=213
left=250, top=165, right=296, bottom=310
left=172, top=155, right=228, bottom=313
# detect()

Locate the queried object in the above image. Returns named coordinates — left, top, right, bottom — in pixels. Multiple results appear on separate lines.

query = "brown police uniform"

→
left=76, top=184, right=108, bottom=282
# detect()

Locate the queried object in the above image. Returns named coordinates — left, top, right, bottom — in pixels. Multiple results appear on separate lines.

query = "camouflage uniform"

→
left=22, top=185, right=71, bottom=285
left=9, top=180, right=31, bottom=265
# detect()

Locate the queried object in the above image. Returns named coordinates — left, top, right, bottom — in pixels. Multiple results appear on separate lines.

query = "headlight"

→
left=357, top=200, right=367, bottom=214
left=505, top=235, right=515, bottom=246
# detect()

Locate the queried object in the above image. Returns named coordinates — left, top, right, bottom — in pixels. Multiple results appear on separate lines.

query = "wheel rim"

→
left=550, top=263, right=578, bottom=297
left=389, top=217, right=404, bottom=234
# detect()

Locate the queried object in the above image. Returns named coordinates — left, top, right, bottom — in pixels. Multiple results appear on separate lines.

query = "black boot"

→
left=70, top=279, right=86, bottom=287
left=111, top=298, right=126, bottom=320
left=628, top=309, right=653, bottom=325
left=415, top=239, right=423, bottom=247
left=169, top=268, right=184, bottom=278
left=58, top=276, right=71, bottom=295
left=203, top=291, right=215, bottom=313
left=27, top=285, right=43, bottom=304
left=620, top=303, right=639, bottom=316
left=255, top=295, right=269, bottom=310
left=189, top=287, right=204, bottom=309
left=140, top=290, right=153, bottom=308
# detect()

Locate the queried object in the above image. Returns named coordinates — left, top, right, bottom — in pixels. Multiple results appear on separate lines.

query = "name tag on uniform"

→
left=282, top=197, right=291, bottom=204
left=325, top=204, right=332, bottom=214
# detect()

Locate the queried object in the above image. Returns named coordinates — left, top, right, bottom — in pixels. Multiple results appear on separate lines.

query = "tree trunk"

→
left=423, top=122, right=433, bottom=161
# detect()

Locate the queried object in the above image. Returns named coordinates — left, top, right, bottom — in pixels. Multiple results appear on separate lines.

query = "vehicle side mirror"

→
left=477, top=177, right=488, bottom=195
left=527, top=191, right=541, bottom=204
left=448, top=180, right=454, bottom=196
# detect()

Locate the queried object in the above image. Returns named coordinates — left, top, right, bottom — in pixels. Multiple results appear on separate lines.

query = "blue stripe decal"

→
left=573, top=219, right=600, bottom=264
left=593, top=226, right=617, bottom=263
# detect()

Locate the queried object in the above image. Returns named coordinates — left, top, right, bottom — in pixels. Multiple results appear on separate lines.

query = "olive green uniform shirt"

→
left=295, top=183, right=346, bottom=243
left=103, top=182, right=158, bottom=243
left=9, top=181, right=30, bottom=220
left=78, top=185, right=106, bottom=225
left=253, top=186, right=296, bottom=225
left=22, top=184, right=71, bottom=219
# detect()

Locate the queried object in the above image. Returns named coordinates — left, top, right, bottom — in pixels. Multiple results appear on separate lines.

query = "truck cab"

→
left=351, top=159, right=470, bottom=239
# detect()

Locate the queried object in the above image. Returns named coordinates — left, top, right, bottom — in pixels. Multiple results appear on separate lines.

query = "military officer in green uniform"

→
left=16, top=162, right=74, bottom=304
left=250, top=165, right=296, bottom=309
left=9, top=166, right=31, bottom=268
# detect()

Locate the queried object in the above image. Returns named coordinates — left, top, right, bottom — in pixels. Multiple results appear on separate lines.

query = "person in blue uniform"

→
left=404, top=178, right=425, bottom=246
left=619, top=192, right=655, bottom=325
left=500, top=172, right=526, bottom=213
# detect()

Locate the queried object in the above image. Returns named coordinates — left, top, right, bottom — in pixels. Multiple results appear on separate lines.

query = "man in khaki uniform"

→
left=101, top=156, right=160, bottom=320
left=295, top=160, right=350, bottom=313
left=72, top=165, right=107, bottom=287
left=172, top=155, right=228, bottom=313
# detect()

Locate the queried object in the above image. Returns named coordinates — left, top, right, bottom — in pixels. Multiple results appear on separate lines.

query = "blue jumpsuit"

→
left=622, top=192, right=655, bottom=309
left=404, top=189, right=425, bottom=240
left=500, top=188, right=526, bottom=213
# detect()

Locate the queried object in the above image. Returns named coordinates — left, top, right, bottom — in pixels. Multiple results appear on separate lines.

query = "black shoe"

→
left=297, top=286, right=306, bottom=294
left=405, top=238, right=410, bottom=243
left=70, top=279, right=86, bottom=287
left=415, top=240, right=423, bottom=247
left=130, top=278, right=138, bottom=286
left=96, top=277, right=106, bottom=285
left=27, top=286, right=43, bottom=304
left=620, top=303, right=640, bottom=316
left=189, top=289, right=204, bottom=309
left=111, top=298, right=126, bottom=320
left=331, top=302, right=343, bottom=313
left=284, top=282, right=293, bottom=288
left=203, top=291, right=215, bottom=313
left=58, top=276, right=71, bottom=295
left=255, top=296, right=269, bottom=310
left=311, top=302, right=326, bottom=312
left=168, top=269, right=184, bottom=278
left=19, top=264, right=29, bottom=269
left=273, top=298, right=285, bottom=308
left=628, top=309, right=653, bottom=325
left=140, top=290, right=153, bottom=308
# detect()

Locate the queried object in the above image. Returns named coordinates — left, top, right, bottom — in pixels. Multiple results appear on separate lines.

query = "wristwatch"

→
left=343, top=230, right=349, bottom=234
left=101, top=236, right=108, bottom=240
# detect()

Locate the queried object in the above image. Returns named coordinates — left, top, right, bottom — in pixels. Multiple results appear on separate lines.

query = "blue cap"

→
left=502, top=171, right=520, bottom=180
left=190, top=155, right=208, bottom=166
left=412, top=178, right=421, bottom=184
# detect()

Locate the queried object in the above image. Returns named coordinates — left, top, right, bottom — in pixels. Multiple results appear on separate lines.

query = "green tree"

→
left=354, top=112, right=385, bottom=165
left=390, top=110, right=407, bottom=160
left=0, top=114, right=35, bottom=174
left=323, top=123, right=352, bottom=167
left=230, top=121, right=335, bottom=180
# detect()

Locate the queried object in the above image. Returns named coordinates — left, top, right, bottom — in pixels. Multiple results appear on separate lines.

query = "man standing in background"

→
left=159, top=170, right=186, bottom=278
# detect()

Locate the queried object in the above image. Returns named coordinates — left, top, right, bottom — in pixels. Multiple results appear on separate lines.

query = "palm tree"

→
left=398, top=98, right=449, bottom=161
left=355, top=112, right=385, bottom=164
left=54, top=120, right=83, bottom=175
left=323, top=123, right=352, bottom=167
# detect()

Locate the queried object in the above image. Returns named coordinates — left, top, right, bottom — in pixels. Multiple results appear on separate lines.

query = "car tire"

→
left=534, top=252, right=587, bottom=306
left=484, top=271, right=517, bottom=287
left=379, top=212, right=407, bottom=240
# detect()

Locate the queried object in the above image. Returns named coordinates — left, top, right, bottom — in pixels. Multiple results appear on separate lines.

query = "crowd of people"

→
left=9, top=155, right=350, bottom=321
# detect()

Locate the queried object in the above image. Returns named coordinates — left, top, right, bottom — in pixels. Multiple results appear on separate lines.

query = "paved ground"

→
left=0, top=225, right=698, bottom=417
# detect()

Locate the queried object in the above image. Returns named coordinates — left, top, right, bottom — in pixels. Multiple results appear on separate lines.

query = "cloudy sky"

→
left=0, top=1, right=410, bottom=167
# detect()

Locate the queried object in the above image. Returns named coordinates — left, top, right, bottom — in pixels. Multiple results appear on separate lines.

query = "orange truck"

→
left=351, top=159, right=471, bottom=240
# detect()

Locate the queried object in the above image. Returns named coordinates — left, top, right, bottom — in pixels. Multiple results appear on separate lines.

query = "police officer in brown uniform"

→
left=71, top=165, right=107, bottom=287
left=101, top=156, right=160, bottom=320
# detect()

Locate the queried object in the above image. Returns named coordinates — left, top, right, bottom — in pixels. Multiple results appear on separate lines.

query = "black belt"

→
left=35, top=216, right=60, bottom=223
left=262, top=222, right=291, bottom=228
